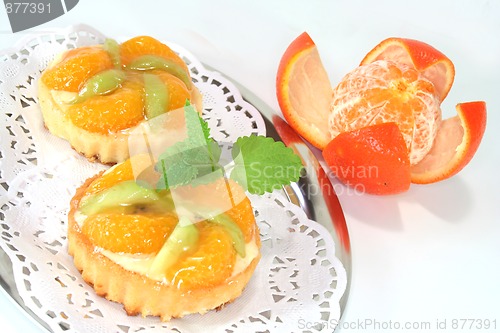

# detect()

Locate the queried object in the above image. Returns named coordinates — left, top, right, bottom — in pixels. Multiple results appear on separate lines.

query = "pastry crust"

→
left=38, top=83, right=130, bottom=163
left=38, top=50, right=203, bottom=165
left=68, top=173, right=261, bottom=321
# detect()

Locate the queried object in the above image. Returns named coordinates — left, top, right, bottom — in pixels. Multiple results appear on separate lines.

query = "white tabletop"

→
left=1, top=1, right=499, bottom=332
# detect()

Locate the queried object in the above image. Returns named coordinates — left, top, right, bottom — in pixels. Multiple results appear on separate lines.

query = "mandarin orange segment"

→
left=323, top=122, right=410, bottom=195
left=225, top=197, right=256, bottom=243
left=120, top=36, right=188, bottom=71
left=329, top=60, right=441, bottom=165
left=165, top=222, right=237, bottom=289
left=67, top=79, right=145, bottom=134
left=83, top=155, right=153, bottom=196
left=41, top=47, right=114, bottom=92
left=151, top=70, right=191, bottom=111
left=82, top=213, right=178, bottom=254
left=84, top=160, right=134, bottom=197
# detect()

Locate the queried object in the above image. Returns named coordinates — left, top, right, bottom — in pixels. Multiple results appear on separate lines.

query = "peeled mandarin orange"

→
left=361, top=38, right=486, bottom=184
left=82, top=213, right=178, bottom=254
left=277, top=33, right=486, bottom=194
left=67, top=79, right=145, bottom=134
left=329, top=60, right=441, bottom=165
left=323, top=122, right=410, bottom=195
left=41, top=47, right=114, bottom=92
left=120, top=35, right=188, bottom=70
left=411, top=101, right=487, bottom=184
left=361, top=37, right=455, bottom=102
left=165, top=222, right=236, bottom=289
left=276, top=32, right=332, bottom=149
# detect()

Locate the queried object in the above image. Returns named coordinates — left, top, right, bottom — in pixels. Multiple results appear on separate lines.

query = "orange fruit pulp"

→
left=82, top=213, right=178, bottom=253
left=67, top=77, right=145, bottom=134
left=80, top=158, right=257, bottom=288
left=40, top=47, right=114, bottom=92
left=40, top=36, right=192, bottom=134
left=119, top=35, right=188, bottom=71
left=165, top=222, right=237, bottom=289
left=329, top=59, right=441, bottom=165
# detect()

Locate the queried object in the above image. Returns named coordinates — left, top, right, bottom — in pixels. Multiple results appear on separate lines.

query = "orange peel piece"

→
left=360, top=37, right=455, bottom=102
left=411, top=101, right=487, bottom=184
left=323, top=122, right=410, bottom=195
left=276, top=32, right=332, bottom=149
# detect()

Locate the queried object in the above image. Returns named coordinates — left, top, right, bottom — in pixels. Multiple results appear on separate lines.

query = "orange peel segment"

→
left=360, top=37, right=455, bottom=102
left=411, top=101, right=487, bottom=184
left=323, top=122, right=411, bottom=195
left=276, top=32, right=332, bottom=149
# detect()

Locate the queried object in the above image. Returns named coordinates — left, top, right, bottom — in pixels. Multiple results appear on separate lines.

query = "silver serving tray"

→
left=0, top=70, right=351, bottom=333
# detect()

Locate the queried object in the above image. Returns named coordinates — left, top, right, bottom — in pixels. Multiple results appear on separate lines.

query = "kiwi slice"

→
left=79, top=180, right=163, bottom=216
left=127, top=55, right=191, bottom=88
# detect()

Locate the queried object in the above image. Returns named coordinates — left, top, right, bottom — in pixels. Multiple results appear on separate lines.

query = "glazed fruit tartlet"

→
left=68, top=155, right=261, bottom=321
left=38, top=36, right=202, bottom=164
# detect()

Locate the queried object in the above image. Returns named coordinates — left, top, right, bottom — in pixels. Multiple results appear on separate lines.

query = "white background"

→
left=1, top=1, right=499, bottom=332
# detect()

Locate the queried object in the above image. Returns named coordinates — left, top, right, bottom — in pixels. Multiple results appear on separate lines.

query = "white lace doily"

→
left=0, top=25, right=347, bottom=333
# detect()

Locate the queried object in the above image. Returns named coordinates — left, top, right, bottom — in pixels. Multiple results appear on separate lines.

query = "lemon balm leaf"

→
left=230, top=135, right=303, bottom=194
left=156, top=103, right=221, bottom=189
left=154, top=104, right=302, bottom=193
left=184, top=101, right=210, bottom=146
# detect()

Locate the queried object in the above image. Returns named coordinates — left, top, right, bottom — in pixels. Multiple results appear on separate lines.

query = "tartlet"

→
left=38, top=36, right=202, bottom=164
left=67, top=156, right=261, bottom=321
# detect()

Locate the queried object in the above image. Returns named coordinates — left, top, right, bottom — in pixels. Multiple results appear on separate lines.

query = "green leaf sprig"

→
left=155, top=101, right=303, bottom=194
